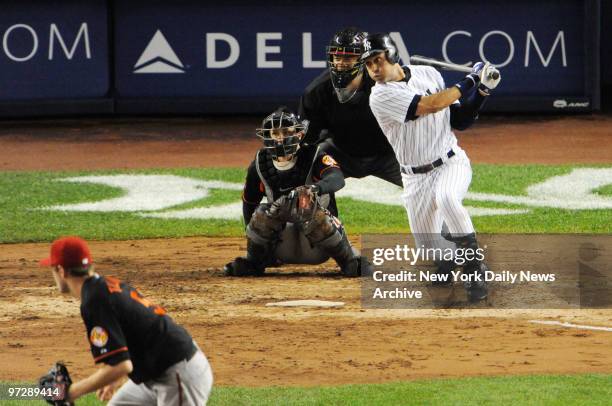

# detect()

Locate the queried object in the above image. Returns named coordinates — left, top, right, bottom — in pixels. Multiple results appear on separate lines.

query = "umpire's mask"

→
left=327, top=28, right=366, bottom=103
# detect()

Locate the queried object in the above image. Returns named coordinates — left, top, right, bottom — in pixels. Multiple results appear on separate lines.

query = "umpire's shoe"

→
left=224, top=257, right=265, bottom=277
left=463, top=262, right=488, bottom=302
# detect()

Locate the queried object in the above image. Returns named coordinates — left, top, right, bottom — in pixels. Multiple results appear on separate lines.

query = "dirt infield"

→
left=1, top=115, right=611, bottom=171
left=0, top=115, right=611, bottom=386
left=1, top=237, right=611, bottom=386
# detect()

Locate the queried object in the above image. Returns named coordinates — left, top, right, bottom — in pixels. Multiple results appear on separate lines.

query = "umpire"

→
left=39, top=236, right=213, bottom=405
left=299, top=27, right=402, bottom=187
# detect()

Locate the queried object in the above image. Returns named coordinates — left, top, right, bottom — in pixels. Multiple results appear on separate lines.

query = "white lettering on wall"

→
left=257, top=32, right=282, bottom=68
left=479, top=30, right=514, bottom=67
left=49, top=23, right=91, bottom=60
left=302, top=33, right=325, bottom=68
left=442, top=30, right=472, bottom=66
left=3, top=24, right=38, bottom=62
left=389, top=32, right=410, bottom=64
left=206, top=33, right=240, bottom=68
left=525, top=30, right=567, bottom=67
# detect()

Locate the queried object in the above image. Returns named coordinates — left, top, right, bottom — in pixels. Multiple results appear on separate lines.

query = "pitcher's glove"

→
left=38, top=362, right=74, bottom=406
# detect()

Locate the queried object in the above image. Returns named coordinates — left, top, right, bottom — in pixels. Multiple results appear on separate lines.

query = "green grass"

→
left=4, top=374, right=612, bottom=405
left=595, top=183, right=612, bottom=196
left=0, top=164, right=610, bottom=243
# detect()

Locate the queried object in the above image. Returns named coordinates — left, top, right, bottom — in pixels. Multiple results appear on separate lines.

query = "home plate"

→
left=265, top=300, right=345, bottom=308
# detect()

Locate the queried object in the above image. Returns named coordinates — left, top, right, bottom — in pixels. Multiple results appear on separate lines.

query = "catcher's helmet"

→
left=326, top=27, right=366, bottom=102
left=361, top=33, right=400, bottom=64
left=256, top=108, right=309, bottom=160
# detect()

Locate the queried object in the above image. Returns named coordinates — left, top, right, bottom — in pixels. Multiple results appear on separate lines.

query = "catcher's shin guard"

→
left=316, top=230, right=365, bottom=277
left=223, top=235, right=274, bottom=277
left=225, top=205, right=283, bottom=276
left=449, top=232, right=488, bottom=301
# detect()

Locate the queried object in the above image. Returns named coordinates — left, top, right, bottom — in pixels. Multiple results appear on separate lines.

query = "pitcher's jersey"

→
left=369, top=65, right=458, bottom=167
left=80, top=274, right=195, bottom=384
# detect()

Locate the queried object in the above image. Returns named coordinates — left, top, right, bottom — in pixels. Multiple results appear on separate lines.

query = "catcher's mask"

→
left=327, top=28, right=366, bottom=103
left=256, top=110, right=309, bottom=160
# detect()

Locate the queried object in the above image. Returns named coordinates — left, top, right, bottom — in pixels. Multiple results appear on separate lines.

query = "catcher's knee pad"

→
left=247, top=205, right=285, bottom=243
left=243, top=205, right=286, bottom=269
left=302, top=208, right=337, bottom=244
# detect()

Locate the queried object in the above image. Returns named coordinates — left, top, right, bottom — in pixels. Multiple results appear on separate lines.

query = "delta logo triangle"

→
left=133, top=30, right=185, bottom=74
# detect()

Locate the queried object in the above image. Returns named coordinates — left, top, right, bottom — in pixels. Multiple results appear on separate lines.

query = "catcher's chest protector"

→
left=255, top=147, right=318, bottom=202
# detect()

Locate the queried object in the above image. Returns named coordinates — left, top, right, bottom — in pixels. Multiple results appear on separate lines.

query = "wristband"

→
left=478, top=83, right=491, bottom=97
left=455, top=74, right=479, bottom=97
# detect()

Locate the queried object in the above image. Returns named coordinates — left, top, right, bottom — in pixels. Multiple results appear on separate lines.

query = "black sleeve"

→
left=450, top=88, right=488, bottom=131
left=242, top=160, right=264, bottom=225
left=299, top=92, right=329, bottom=145
left=405, top=94, right=422, bottom=122
left=312, top=153, right=345, bottom=195
left=81, top=293, right=130, bottom=366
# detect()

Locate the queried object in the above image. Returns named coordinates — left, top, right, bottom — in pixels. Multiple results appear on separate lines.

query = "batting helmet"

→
left=326, top=27, right=367, bottom=101
left=361, top=33, right=400, bottom=64
left=256, top=108, right=309, bottom=160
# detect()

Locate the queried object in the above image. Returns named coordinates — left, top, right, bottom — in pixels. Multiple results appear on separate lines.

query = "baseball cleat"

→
left=223, top=257, right=264, bottom=277
left=340, top=256, right=371, bottom=277
left=433, top=260, right=456, bottom=286
left=463, top=262, right=488, bottom=302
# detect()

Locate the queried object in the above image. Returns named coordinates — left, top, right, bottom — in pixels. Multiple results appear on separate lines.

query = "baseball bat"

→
left=409, top=55, right=500, bottom=80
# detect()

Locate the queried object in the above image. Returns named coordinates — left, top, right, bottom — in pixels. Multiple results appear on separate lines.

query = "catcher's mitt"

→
left=38, top=362, right=74, bottom=406
left=289, top=185, right=319, bottom=222
left=267, top=185, right=320, bottom=223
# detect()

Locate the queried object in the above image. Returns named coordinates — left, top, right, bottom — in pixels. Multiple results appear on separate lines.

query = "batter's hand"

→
left=471, top=62, right=485, bottom=75
left=478, top=62, right=501, bottom=96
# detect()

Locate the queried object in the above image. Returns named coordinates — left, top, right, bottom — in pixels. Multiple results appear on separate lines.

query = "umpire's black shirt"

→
left=80, top=274, right=195, bottom=383
left=299, top=70, right=395, bottom=158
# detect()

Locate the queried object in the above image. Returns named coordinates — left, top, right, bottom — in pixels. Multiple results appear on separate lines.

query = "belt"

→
left=401, top=150, right=455, bottom=175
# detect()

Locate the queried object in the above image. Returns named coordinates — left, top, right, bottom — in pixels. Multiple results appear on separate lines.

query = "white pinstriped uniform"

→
left=369, top=65, right=474, bottom=245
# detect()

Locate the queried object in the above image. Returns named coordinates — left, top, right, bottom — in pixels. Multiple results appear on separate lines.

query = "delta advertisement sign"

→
left=0, top=1, right=108, bottom=100
left=114, top=1, right=587, bottom=99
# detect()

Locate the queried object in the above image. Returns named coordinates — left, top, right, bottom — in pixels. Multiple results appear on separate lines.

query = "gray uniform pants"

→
left=108, top=348, right=213, bottom=406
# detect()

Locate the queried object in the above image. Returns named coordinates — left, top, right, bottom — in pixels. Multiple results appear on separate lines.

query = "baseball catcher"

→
left=224, top=108, right=371, bottom=277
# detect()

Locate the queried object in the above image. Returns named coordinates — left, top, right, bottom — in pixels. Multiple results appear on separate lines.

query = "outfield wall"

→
left=0, top=0, right=603, bottom=117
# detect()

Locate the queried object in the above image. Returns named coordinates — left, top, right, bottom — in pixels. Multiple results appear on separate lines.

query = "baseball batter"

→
left=38, top=236, right=213, bottom=405
left=362, top=33, right=501, bottom=301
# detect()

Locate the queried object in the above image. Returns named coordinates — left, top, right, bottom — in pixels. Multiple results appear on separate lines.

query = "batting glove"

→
left=478, top=62, right=501, bottom=96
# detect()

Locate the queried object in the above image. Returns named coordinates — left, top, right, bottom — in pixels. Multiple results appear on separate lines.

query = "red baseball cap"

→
left=40, top=236, right=93, bottom=272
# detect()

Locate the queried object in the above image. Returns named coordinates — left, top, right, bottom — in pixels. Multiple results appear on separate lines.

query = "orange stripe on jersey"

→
left=105, top=276, right=122, bottom=294
left=320, top=165, right=340, bottom=177
left=259, top=181, right=264, bottom=193
left=242, top=191, right=260, bottom=205
left=94, top=346, right=128, bottom=362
